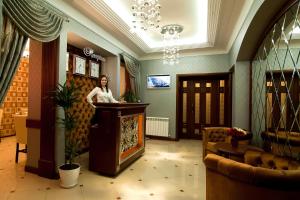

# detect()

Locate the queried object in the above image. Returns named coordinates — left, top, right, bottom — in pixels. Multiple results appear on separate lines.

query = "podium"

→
left=89, top=103, right=149, bottom=176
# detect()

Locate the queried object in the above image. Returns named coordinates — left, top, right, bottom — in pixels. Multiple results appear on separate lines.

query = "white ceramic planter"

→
left=58, top=164, right=80, bottom=188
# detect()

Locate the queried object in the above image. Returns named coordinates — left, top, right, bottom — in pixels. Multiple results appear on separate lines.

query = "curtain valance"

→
left=0, top=0, right=67, bottom=103
left=3, top=0, right=66, bottom=42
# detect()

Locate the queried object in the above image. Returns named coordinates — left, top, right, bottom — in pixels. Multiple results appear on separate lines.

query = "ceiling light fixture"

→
left=131, top=0, right=161, bottom=31
left=161, top=24, right=183, bottom=65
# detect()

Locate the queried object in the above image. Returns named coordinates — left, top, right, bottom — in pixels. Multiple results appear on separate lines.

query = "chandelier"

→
left=161, top=24, right=183, bottom=65
left=131, top=0, right=161, bottom=31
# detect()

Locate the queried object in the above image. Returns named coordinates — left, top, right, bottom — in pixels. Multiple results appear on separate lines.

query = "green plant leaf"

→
left=51, top=80, right=82, bottom=165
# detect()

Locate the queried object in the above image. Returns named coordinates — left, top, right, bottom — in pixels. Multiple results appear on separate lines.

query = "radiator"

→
left=146, top=117, right=169, bottom=137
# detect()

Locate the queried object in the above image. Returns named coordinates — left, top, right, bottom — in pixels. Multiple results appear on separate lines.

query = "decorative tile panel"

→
left=120, top=115, right=139, bottom=153
left=0, top=58, right=28, bottom=137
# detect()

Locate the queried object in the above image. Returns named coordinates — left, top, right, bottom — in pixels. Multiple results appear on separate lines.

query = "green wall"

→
left=140, top=54, right=231, bottom=139
left=229, top=0, right=264, bottom=65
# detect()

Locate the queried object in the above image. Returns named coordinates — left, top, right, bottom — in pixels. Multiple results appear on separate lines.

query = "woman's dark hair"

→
left=99, top=75, right=109, bottom=92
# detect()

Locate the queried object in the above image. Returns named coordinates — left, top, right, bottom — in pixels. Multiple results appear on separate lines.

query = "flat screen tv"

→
left=147, top=75, right=171, bottom=88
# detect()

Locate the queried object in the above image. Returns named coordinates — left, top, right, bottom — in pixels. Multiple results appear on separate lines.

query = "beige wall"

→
left=101, top=56, right=121, bottom=99
left=27, top=39, right=42, bottom=168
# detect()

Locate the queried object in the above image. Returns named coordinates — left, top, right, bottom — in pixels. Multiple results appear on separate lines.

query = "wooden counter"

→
left=89, top=103, right=149, bottom=176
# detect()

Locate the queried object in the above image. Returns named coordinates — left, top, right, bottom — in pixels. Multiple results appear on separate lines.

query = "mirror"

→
left=252, top=1, right=300, bottom=158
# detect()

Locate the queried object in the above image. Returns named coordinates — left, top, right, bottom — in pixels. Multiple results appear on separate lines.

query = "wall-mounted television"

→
left=147, top=74, right=171, bottom=88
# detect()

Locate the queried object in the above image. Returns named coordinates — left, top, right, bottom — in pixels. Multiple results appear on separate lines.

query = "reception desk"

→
left=89, top=103, right=149, bottom=176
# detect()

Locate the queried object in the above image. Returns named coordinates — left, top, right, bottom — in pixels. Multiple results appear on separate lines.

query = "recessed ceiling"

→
left=100, top=0, right=208, bottom=50
left=63, top=0, right=254, bottom=59
left=67, top=32, right=114, bottom=57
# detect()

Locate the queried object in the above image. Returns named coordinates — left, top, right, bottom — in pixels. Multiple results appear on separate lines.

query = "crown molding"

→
left=86, top=0, right=151, bottom=52
left=86, top=0, right=214, bottom=53
left=45, top=0, right=140, bottom=58
left=139, top=48, right=227, bottom=61
left=207, top=0, right=222, bottom=46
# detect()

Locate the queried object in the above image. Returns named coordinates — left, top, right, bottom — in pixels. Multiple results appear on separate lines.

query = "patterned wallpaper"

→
left=67, top=45, right=100, bottom=151
left=0, top=58, right=29, bottom=137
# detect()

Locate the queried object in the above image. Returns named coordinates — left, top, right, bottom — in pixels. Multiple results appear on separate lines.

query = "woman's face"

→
left=100, top=77, right=107, bottom=87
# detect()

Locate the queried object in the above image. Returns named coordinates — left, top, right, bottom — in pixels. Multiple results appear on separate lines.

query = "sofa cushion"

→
left=244, top=150, right=262, bottom=167
left=205, top=153, right=300, bottom=190
left=245, top=149, right=300, bottom=170
left=206, top=142, right=218, bottom=154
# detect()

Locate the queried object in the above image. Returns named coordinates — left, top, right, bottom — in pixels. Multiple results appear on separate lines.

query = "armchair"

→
left=14, top=114, right=28, bottom=163
left=0, top=108, right=3, bottom=142
left=202, top=127, right=231, bottom=159
left=202, top=127, right=252, bottom=160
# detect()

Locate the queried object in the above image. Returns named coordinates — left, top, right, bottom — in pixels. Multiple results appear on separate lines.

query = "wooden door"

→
left=178, top=74, right=232, bottom=139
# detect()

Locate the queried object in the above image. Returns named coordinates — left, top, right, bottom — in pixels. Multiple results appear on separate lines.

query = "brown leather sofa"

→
left=204, top=151, right=300, bottom=200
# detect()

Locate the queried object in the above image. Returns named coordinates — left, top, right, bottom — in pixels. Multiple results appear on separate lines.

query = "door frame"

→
left=175, top=72, right=233, bottom=140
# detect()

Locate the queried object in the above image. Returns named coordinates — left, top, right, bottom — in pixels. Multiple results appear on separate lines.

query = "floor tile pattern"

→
left=0, top=137, right=205, bottom=200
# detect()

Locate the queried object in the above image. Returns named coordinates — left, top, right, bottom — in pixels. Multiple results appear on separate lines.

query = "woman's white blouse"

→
left=86, top=87, right=118, bottom=107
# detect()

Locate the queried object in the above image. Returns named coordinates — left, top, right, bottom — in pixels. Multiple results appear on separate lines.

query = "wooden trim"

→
left=26, top=119, right=41, bottom=129
left=38, top=39, right=58, bottom=179
left=175, top=74, right=180, bottom=140
left=146, top=135, right=178, bottom=141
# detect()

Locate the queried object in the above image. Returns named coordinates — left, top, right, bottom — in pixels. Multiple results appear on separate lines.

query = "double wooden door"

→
left=177, top=74, right=232, bottom=139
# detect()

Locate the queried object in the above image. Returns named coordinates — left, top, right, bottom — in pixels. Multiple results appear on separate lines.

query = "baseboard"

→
left=146, top=135, right=177, bottom=141
left=25, top=165, right=39, bottom=175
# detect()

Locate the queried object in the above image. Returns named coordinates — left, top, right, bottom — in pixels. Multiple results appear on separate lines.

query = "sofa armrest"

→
left=204, top=153, right=300, bottom=189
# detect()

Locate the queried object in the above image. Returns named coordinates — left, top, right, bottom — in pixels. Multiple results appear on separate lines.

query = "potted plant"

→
left=121, top=89, right=138, bottom=103
left=52, top=79, right=82, bottom=188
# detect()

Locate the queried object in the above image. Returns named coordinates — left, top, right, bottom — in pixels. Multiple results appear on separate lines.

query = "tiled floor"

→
left=0, top=137, right=206, bottom=200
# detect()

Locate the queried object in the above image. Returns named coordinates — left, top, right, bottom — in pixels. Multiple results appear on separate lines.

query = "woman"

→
left=87, top=75, right=118, bottom=108
left=87, top=75, right=119, bottom=125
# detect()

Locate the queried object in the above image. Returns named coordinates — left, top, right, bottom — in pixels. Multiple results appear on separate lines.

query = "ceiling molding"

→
left=85, top=0, right=214, bottom=53
left=46, top=0, right=141, bottom=58
left=57, top=0, right=255, bottom=60
left=86, top=0, right=151, bottom=53
left=139, top=48, right=227, bottom=61
left=207, top=0, right=222, bottom=46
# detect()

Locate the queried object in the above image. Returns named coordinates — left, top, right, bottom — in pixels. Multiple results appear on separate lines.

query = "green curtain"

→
left=3, top=0, right=66, bottom=42
left=121, top=53, right=141, bottom=100
left=0, top=16, right=28, bottom=104
left=0, top=0, right=67, bottom=104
